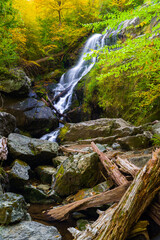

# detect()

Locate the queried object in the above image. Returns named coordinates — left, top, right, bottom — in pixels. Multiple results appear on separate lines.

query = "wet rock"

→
left=117, top=132, right=152, bottom=150
left=77, top=219, right=89, bottom=231
left=8, top=160, right=31, bottom=191
left=152, top=121, right=160, bottom=136
left=0, top=68, right=31, bottom=96
left=72, top=212, right=86, bottom=220
left=0, top=112, right=16, bottom=137
left=35, top=166, right=57, bottom=184
left=59, top=118, right=143, bottom=143
left=64, top=180, right=113, bottom=203
left=53, top=152, right=99, bottom=197
left=6, top=98, right=58, bottom=137
left=52, top=156, right=68, bottom=167
left=96, top=144, right=106, bottom=152
left=0, top=192, right=28, bottom=225
left=129, top=155, right=151, bottom=168
left=0, top=221, right=62, bottom=240
left=8, top=133, right=59, bottom=167
left=22, top=183, right=61, bottom=204
left=112, top=143, right=121, bottom=150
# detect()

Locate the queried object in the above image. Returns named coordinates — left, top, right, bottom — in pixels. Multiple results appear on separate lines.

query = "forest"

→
left=0, top=0, right=160, bottom=240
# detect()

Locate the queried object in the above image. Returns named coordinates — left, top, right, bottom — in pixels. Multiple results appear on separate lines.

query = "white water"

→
left=41, top=27, right=122, bottom=142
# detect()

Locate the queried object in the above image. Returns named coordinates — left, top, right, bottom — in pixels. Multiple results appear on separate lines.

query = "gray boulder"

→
left=6, top=98, right=59, bottom=137
left=53, top=152, right=99, bottom=197
left=8, top=160, right=31, bottom=191
left=0, top=68, right=31, bottom=96
left=152, top=121, right=160, bottom=136
left=35, top=166, right=57, bottom=184
left=0, top=192, right=28, bottom=225
left=0, top=221, right=62, bottom=240
left=59, top=118, right=143, bottom=143
left=8, top=133, right=59, bottom=167
left=22, top=183, right=61, bottom=204
left=117, top=131, right=152, bottom=150
left=0, top=112, right=16, bottom=137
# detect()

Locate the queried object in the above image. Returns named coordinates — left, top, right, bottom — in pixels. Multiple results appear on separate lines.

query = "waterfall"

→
left=41, top=28, right=121, bottom=142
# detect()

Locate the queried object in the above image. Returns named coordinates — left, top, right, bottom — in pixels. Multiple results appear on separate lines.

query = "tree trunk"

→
left=69, top=149, right=160, bottom=240
left=0, top=137, right=8, bottom=162
left=45, top=183, right=130, bottom=221
left=91, top=142, right=129, bottom=186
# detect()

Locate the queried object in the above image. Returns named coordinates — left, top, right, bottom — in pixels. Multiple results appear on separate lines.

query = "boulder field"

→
left=0, top=113, right=160, bottom=239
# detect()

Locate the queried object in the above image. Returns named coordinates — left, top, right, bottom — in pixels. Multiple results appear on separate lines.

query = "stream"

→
left=41, top=24, right=122, bottom=142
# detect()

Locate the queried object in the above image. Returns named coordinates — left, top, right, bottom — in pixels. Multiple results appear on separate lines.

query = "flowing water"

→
left=41, top=23, right=124, bottom=142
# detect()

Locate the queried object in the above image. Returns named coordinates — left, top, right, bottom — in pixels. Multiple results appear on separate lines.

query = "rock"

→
left=6, top=98, right=59, bottom=137
left=152, top=121, right=160, bottom=136
left=8, top=133, right=59, bottom=167
left=77, top=219, right=89, bottom=231
left=112, top=143, right=121, bottom=150
left=22, top=183, right=61, bottom=204
left=52, top=156, right=68, bottom=167
left=0, top=112, right=16, bottom=137
left=72, top=212, right=86, bottom=220
left=0, top=67, right=31, bottom=96
left=64, top=180, right=113, bottom=203
left=95, top=144, right=106, bottom=152
left=0, top=192, right=28, bottom=225
left=58, top=118, right=143, bottom=143
left=0, top=221, right=62, bottom=240
left=35, top=166, right=57, bottom=184
left=53, top=152, right=99, bottom=197
left=117, top=131, right=152, bottom=150
left=129, top=155, right=151, bottom=168
left=8, top=160, right=31, bottom=191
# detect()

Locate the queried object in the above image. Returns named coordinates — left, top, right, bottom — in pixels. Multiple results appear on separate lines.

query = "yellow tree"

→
left=35, top=0, right=74, bottom=25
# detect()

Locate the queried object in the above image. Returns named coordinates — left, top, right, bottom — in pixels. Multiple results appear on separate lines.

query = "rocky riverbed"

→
left=0, top=110, right=160, bottom=239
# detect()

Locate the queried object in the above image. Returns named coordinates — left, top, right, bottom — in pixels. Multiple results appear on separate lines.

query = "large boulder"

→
left=0, top=221, right=62, bottom=240
left=117, top=131, right=152, bottom=150
left=59, top=118, right=143, bottom=143
left=53, top=152, right=99, bottom=197
left=0, top=67, right=31, bottom=96
left=0, top=192, right=28, bottom=225
left=8, top=133, right=59, bottom=167
left=8, top=160, right=31, bottom=191
left=0, top=112, right=16, bottom=137
left=6, top=98, right=59, bottom=137
left=22, top=183, right=61, bottom=204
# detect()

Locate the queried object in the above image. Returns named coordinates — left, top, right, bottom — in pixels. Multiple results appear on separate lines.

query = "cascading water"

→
left=41, top=24, right=123, bottom=142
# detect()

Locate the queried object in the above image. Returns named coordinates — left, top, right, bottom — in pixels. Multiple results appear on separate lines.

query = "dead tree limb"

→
left=115, top=156, right=140, bottom=178
left=91, top=142, right=128, bottom=186
left=69, top=148, right=160, bottom=240
left=60, top=146, right=89, bottom=154
left=45, top=183, right=130, bottom=221
left=0, top=137, right=8, bottom=162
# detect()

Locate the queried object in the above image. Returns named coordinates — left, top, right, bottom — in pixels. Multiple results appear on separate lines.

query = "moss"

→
left=59, top=124, right=69, bottom=142
left=0, top=67, right=18, bottom=82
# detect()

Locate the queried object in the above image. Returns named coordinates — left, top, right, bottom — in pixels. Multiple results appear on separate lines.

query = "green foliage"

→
left=83, top=1, right=160, bottom=124
left=0, top=0, right=20, bottom=67
left=152, top=134, right=160, bottom=146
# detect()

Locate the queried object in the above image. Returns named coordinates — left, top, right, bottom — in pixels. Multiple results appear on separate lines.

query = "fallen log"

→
left=0, top=137, right=8, bottom=162
left=115, top=156, right=140, bottom=178
left=60, top=146, right=89, bottom=154
left=69, top=148, right=160, bottom=240
left=45, top=183, right=130, bottom=221
left=91, top=142, right=128, bottom=186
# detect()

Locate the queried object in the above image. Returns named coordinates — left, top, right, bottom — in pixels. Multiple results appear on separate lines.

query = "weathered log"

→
left=69, top=148, right=160, bottom=240
left=60, top=146, right=89, bottom=154
left=91, top=142, right=128, bottom=186
left=45, top=183, right=130, bottom=221
left=115, top=156, right=140, bottom=178
left=0, top=137, right=8, bottom=162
